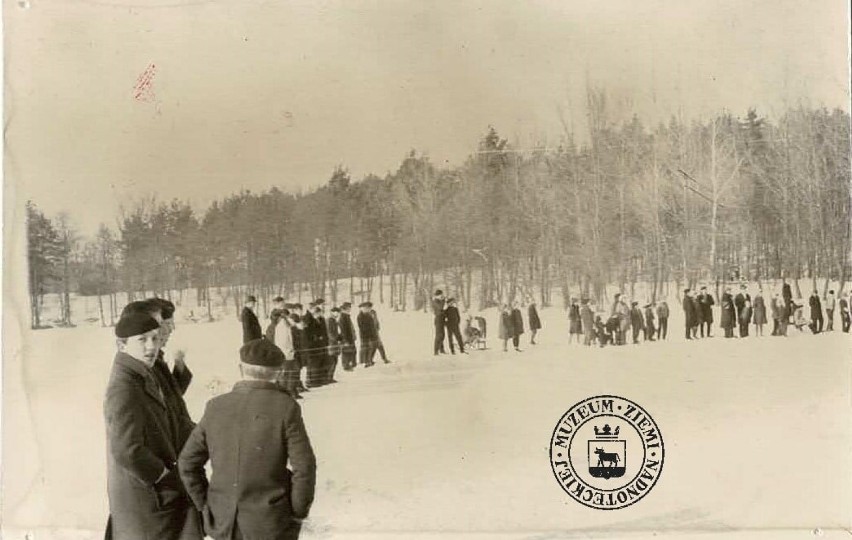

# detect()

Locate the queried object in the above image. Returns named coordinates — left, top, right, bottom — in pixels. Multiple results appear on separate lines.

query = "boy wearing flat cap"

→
left=179, top=339, right=316, bottom=540
left=104, top=313, right=202, bottom=540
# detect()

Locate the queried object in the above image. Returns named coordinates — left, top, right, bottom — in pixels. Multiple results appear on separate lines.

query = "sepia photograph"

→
left=2, top=1, right=851, bottom=539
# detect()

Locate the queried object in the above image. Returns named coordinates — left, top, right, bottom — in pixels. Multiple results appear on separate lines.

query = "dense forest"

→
left=26, top=97, right=852, bottom=329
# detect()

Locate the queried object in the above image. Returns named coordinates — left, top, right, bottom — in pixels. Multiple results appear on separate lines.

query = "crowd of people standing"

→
left=240, top=295, right=391, bottom=400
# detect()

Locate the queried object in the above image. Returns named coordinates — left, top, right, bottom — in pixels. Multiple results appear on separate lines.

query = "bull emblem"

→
left=594, top=447, right=621, bottom=467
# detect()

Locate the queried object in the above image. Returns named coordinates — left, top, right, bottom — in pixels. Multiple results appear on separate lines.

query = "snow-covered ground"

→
left=2, top=305, right=851, bottom=539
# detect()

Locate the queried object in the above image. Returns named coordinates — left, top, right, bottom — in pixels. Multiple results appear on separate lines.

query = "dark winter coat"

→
left=739, top=305, right=753, bottom=324
left=510, top=308, right=525, bottom=336
left=431, top=297, right=446, bottom=322
left=327, top=317, right=342, bottom=355
left=698, top=293, right=715, bottom=323
left=568, top=305, right=582, bottom=334
left=528, top=304, right=542, bottom=331
left=357, top=311, right=378, bottom=341
left=809, top=294, right=823, bottom=319
left=644, top=307, right=656, bottom=330
left=178, top=381, right=316, bottom=540
left=656, top=302, right=670, bottom=320
left=301, top=312, right=325, bottom=355
left=782, top=283, right=792, bottom=302
left=753, top=295, right=767, bottom=324
left=630, top=307, right=645, bottom=330
left=444, top=306, right=462, bottom=328
left=290, top=315, right=305, bottom=361
left=104, top=352, right=202, bottom=540
left=734, top=293, right=750, bottom=320
left=683, top=296, right=696, bottom=326
left=339, top=312, right=357, bottom=354
left=241, top=307, right=263, bottom=344
left=720, top=293, right=736, bottom=329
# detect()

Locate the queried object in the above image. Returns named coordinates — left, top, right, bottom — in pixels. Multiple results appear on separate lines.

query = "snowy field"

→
left=2, top=304, right=851, bottom=539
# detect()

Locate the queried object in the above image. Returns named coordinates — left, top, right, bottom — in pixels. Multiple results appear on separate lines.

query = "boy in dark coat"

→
left=734, top=285, right=751, bottom=337
left=527, top=301, right=542, bottom=345
left=431, top=290, right=447, bottom=355
left=682, top=289, right=695, bottom=340
left=720, top=288, right=736, bottom=338
left=630, top=301, right=645, bottom=344
left=444, top=298, right=466, bottom=354
left=241, top=296, right=263, bottom=344
left=510, top=301, right=525, bottom=352
left=697, top=286, right=715, bottom=337
left=656, top=301, right=669, bottom=340
left=357, top=302, right=378, bottom=366
left=105, top=313, right=202, bottom=540
left=338, top=302, right=357, bottom=370
left=179, top=339, right=316, bottom=540
left=808, top=291, right=823, bottom=333
left=643, top=303, right=656, bottom=341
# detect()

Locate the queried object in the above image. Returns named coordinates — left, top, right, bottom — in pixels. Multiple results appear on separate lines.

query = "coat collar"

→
left=114, top=352, right=167, bottom=409
left=233, top=380, right=282, bottom=392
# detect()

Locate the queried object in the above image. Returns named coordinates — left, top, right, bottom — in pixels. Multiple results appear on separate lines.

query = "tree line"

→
left=26, top=97, right=852, bottom=329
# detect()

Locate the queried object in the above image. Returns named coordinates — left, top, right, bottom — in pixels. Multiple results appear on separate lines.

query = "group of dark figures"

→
left=543, top=282, right=851, bottom=349
left=682, top=283, right=852, bottom=339
left=240, top=295, right=391, bottom=400
left=561, top=295, right=671, bottom=347
left=430, top=290, right=544, bottom=354
left=104, top=297, right=316, bottom=540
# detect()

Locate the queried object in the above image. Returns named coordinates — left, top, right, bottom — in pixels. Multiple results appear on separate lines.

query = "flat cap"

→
left=240, top=339, right=285, bottom=368
left=115, top=313, right=160, bottom=338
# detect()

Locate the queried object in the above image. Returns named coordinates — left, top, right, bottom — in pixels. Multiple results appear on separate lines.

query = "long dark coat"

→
left=357, top=311, right=378, bottom=341
left=510, top=308, right=525, bottom=336
left=178, top=381, right=316, bottom=540
left=568, top=305, right=582, bottom=334
left=809, top=294, right=823, bottom=319
left=683, top=296, right=696, bottom=327
left=630, top=307, right=645, bottom=330
left=720, top=293, right=736, bottom=329
left=444, top=306, right=462, bottom=328
left=339, top=312, right=357, bottom=354
left=753, top=295, right=767, bottom=324
left=241, top=307, right=263, bottom=344
left=104, top=353, right=202, bottom=540
left=327, top=317, right=342, bottom=356
left=734, top=293, right=750, bottom=321
left=698, top=293, right=715, bottom=323
left=528, top=304, right=542, bottom=331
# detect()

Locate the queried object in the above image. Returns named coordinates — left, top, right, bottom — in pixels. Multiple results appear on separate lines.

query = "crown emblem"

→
left=593, top=424, right=620, bottom=439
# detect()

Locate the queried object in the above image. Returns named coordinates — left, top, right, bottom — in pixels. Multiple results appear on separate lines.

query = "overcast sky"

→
left=5, top=0, right=850, bottom=235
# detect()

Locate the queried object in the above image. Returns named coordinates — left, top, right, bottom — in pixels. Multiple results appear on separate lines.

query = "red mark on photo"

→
left=133, top=63, right=157, bottom=102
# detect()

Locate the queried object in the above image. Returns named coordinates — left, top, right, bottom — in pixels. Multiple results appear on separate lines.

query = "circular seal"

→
left=549, top=395, right=664, bottom=510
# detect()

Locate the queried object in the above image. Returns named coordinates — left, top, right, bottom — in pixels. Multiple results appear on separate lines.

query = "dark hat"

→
left=435, top=289, right=443, bottom=296
left=341, top=302, right=352, bottom=309
left=447, top=297, right=456, bottom=304
left=240, top=339, right=285, bottom=368
left=314, top=298, right=325, bottom=305
left=700, top=286, right=707, bottom=290
left=246, top=295, right=257, bottom=303
left=644, top=303, right=652, bottom=308
left=149, top=298, right=175, bottom=320
left=115, top=313, right=160, bottom=338
left=631, top=301, right=639, bottom=306
left=273, top=296, right=285, bottom=303
left=365, top=302, right=374, bottom=308
left=358, top=302, right=370, bottom=308
left=293, top=303, right=303, bottom=310
left=119, top=300, right=153, bottom=320
left=581, top=298, right=589, bottom=304
left=330, top=307, right=340, bottom=313
left=684, top=289, right=690, bottom=293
